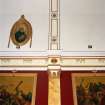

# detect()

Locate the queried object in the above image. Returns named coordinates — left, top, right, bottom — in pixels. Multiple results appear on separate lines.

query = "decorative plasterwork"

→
left=0, top=56, right=105, bottom=68
left=48, top=0, right=60, bottom=50
left=0, top=56, right=47, bottom=67
left=8, top=15, right=32, bottom=48
left=61, top=56, right=105, bottom=67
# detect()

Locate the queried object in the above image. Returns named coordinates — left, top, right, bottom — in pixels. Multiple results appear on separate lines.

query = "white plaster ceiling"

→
left=61, top=0, right=105, bottom=51
left=0, top=0, right=105, bottom=55
left=0, top=0, right=49, bottom=51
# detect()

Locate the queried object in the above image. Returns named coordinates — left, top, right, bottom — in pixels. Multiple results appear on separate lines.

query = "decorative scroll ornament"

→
left=8, top=15, right=32, bottom=48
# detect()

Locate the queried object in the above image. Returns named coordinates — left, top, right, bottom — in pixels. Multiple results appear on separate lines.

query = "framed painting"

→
left=72, top=73, right=105, bottom=105
left=0, top=73, right=37, bottom=105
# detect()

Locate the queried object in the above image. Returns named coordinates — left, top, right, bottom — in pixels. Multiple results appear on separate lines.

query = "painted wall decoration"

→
left=0, top=73, right=37, bottom=105
left=72, top=73, right=105, bottom=105
left=8, top=15, right=32, bottom=49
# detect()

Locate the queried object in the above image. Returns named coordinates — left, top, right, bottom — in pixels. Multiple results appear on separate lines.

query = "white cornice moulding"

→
left=0, top=56, right=105, bottom=70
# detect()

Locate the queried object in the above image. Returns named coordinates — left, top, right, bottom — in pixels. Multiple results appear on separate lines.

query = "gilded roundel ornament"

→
left=8, top=15, right=32, bottom=48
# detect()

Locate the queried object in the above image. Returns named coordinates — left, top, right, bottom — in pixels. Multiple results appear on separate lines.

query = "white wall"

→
left=61, top=0, right=105, bottom=51
left=0, top=0, right=49, bottom=51
left=0, top=0, right=105, bottom=54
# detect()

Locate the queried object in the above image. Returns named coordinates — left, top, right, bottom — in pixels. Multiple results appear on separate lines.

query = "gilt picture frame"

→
left=0, top=73, right=37, bottom=105
left=72, top=73, right=105, bottom=105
